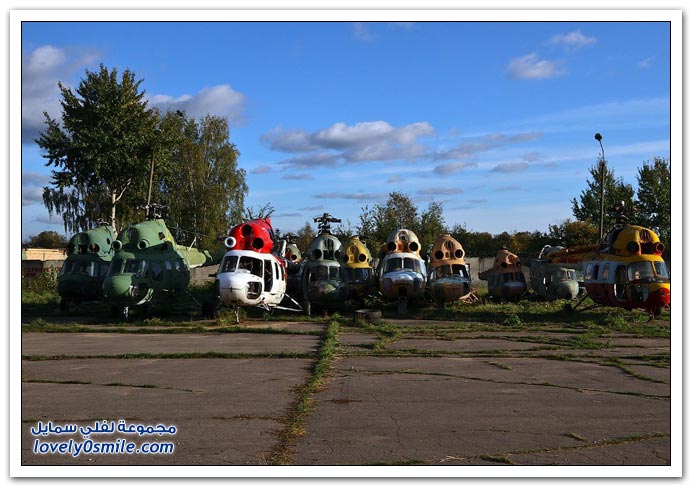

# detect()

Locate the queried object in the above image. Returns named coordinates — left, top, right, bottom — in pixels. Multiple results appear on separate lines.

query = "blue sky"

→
left=20, top=20, right=672, bottom=240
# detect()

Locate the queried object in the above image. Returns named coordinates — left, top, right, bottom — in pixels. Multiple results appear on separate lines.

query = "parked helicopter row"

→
left=52, top=205, right=670, bottom=321
left=56, top=206, right=213, bottom=320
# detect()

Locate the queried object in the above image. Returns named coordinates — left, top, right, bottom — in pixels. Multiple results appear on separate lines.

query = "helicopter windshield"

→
left=107, top=258, right=123, bottom=276
left=60, top=260, right=97, bottom=277
left=309, top=265, right=341, bottom=282
left=122, top=259, right=147, bottom=276
left=654, top=261, right=670, bottom=279
left=385, top=257, right=422, bottom=274
left=220, top=255, right=238, bottom=273
left=552, top=269, right=577, bottom=281
left=435, top=264, right=469, bottom=279
left=236, top=256, right=263, bottom=277
left=627, top=262, right=656, bottom=281
left=345, top=268, right=370, bottom=281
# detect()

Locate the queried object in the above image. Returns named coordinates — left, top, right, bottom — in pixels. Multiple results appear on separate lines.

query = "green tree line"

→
left=37, top=64, right=247, bottom=251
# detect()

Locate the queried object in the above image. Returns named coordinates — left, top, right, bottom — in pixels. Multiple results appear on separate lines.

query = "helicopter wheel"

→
left=563, top=303, right=574, bottom=313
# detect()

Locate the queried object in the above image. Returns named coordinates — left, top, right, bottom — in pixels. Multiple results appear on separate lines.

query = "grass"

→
left=269, top=318, right=341, bottom=465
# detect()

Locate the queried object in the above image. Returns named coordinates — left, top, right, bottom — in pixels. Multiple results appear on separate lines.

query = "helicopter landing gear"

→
left=397, top=296, right=408, bottom=314
left=121, top=306, right=130, bottom=321
left=232, top=305, right=240, bottom=324
left=648, top=307, right=662, bottom=322
left=303, top=300, right=312, bottom=317
left=59, top=298, right=80, bottom=314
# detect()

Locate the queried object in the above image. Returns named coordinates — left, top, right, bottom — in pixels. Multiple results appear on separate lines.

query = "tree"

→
left=38, top=64, right=159, bottom=233
left=162, top=114, right=247, bottom=250
left=357, top=192, right=419, bottom=249
left=636, top=157, right=671, bottom=249
left=548, top=219, right=599, bottom=247
left=418, top=200, right=447, bottom=253
left=571, top=158, right=636, bottom=235
left=295, top=221, right=316, bottom=253
left=23, top=231, right=68, bottom=249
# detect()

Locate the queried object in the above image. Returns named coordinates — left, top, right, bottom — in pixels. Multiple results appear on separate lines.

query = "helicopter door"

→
left=615, top=265, right=627, bottom=301
left=263, top=258, right=274, bottom=294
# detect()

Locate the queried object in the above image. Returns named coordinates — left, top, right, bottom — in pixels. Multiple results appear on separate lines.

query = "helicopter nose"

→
left=103, top=275, right=134, bottom=300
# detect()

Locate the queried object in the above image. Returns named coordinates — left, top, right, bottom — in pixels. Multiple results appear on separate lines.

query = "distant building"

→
left=22, top=248, right=66, bottom=280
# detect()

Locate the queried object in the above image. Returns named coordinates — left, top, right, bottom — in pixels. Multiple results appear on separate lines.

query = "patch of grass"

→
left=479, top=454, right=514, bottom=465
left=269, top=318, right=340, bottom=465
left=564, top=432, right=588, bottom=442
left=502, top=313, right=522, bottom=327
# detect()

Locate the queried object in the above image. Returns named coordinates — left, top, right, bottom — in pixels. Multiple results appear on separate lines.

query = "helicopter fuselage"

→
left=582, top=253, right=670, bottom=316
left=215, top=249, right=287, bottom=309
left=379, top=252, right=427, bottom=301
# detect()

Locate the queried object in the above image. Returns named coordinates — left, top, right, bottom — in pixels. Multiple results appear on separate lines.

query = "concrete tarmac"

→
left=20, top=316, right=671, bottom=469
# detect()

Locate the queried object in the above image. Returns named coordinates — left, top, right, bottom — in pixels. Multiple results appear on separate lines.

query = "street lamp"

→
left=595, top=133, right=605, bottom=241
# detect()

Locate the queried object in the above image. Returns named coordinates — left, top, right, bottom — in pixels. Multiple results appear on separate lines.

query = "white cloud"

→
left=281, top=173, right=313, bottom=181
left=314, top=192, right=385, bottom=200
left=266, top=121, right=435, bottom=168
left=507, top=53, right=566, bottom=80
left=435, top=131, right=542, bottom=161
left=433, top=162, right=477, bottom=175
left=491, top=162, right=530, bottom=173
left=21, top=45, right=100, bottom=143
left=23, top=172, right=51, bottom=186
left=250, top=165, right=273, bottom=174
left=280, top=152, right=341, bottom=169
left=354, top=22, right=374, bottom=42
left=549, top=30, right=597, bottom=50
left=262, top=128, right=317, bottom=152
left=35, top=212, right=65, bottom=225
left=22, top=186, right=45, bottom=206
left=417, top=187, right=463, bottom=196
left=638, top=56, right=654, bottom=69
left=386, top=175, right=405, bottom=184
left=150, top=84, right=246, bottom=125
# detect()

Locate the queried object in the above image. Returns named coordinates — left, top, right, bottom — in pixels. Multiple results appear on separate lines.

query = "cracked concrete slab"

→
left=291, top=356, right=670, bottom=465
left=21, top=358, right=311, bottom=465
left=22, top=332, right=320, bottom=356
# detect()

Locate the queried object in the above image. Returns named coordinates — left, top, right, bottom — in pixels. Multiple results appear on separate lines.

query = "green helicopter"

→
left=56, top=223, right=117, bottom=313
left=102, top=205, right=213, bottom=320
left=300, top=213, right=348, bottom=316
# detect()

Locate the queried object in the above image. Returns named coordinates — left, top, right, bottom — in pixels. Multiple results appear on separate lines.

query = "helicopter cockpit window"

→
left=385, top=258, right=403, bottom=273
left=150, top=262, right=163, bottom=281
left=403, top=258, right=421, bottom=273
left=107, top=258, right=124, bottom=276
left=237, top=256, right=262, bottom=277
left=346, top=268, right=370, bottom=281
left=452, top=264, right=469, bottom=279
left=435, top=265, right=452, bottom=279
left=164, top=260, right=173, bottom=272
left=123, top=259, right=147, bottom=276
left=627, top=262, right=655, bottom=281
left=60, top=260, right=76, bottom=275
left=654, top=261, right=670, bottom=279
left=221, top=255, right=239, bottom=273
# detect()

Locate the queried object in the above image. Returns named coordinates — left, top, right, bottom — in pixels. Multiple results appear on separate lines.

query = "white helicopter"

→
left=206, top=218, right=301, bottom=322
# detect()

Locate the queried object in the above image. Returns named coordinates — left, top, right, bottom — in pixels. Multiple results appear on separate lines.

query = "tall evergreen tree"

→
left=571, top=158, right=636, bottom=235
left=636, top=157, right=671, bottom=252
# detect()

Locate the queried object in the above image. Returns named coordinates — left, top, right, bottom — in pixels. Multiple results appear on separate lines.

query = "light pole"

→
left=595, top=133, right=605, bottom=240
